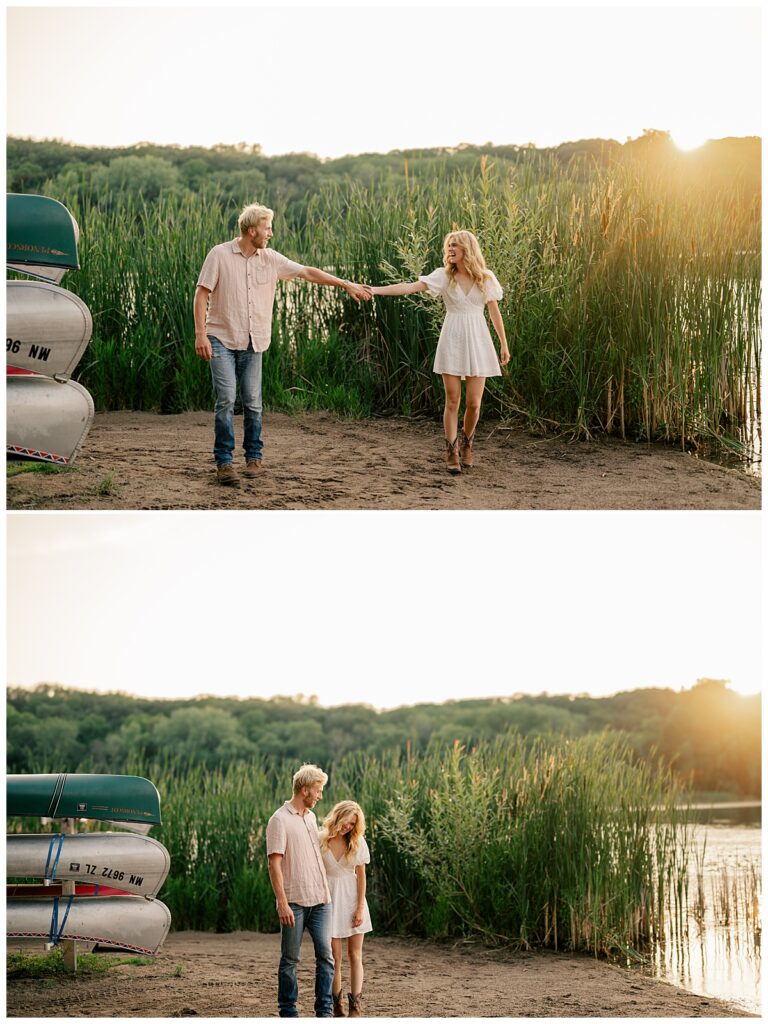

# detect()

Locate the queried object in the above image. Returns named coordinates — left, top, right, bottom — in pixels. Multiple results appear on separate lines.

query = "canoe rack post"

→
left=60, top=818, right=77, bottom=972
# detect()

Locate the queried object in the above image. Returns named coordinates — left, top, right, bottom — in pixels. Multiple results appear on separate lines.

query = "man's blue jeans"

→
left=278, top=902, right=334, bottom=1018
left=208, top=336, right=263, bottom=465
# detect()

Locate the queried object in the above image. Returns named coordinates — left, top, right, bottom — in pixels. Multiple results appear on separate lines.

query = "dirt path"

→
left=6, top=410, right=760, bottom=511
left=5, top=931, right=752, bottom=1018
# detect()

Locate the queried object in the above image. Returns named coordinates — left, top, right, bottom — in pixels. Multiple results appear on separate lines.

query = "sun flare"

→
left=671, top=129, right=710, bottom=151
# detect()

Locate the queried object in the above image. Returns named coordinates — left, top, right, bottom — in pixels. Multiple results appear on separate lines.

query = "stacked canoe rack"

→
left=7, top=773, right=172, bottom=970
left=6, top=193, right=96, bottom=465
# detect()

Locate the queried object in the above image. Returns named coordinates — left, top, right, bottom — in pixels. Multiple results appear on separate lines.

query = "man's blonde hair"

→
left=238, top=202, right=274, bottom=234
left=292, top=764, right=328, bottom=794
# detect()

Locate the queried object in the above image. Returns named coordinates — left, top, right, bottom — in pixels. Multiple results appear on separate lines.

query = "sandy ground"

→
left=6, top=410, right=760, bottom=511
left=5, top=931, right=754, bottom=1018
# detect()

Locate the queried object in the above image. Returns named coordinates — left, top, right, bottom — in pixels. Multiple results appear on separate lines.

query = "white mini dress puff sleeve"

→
left=418, top=267, right=504, bottom=378
left=322, top=835, right=373, bottom=939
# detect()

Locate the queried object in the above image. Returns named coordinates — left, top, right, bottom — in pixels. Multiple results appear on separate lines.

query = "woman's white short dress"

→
left=418, top=267, right=504, bottom=378
left=322, top=835, right=373, bottom=939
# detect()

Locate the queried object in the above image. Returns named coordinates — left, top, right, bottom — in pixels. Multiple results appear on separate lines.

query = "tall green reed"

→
left=4, top=739, right=698, bottom=956
left=58, top=192, right=231, bottom=412
left=147, top=759, right=279, bottom=931
left=299, top=157, right=760, bottom=455
left=103, top=733, right=693, bottom=957
left=357, top=734, right=692, bottom=957
left=45, top=154, right=759, bottom=459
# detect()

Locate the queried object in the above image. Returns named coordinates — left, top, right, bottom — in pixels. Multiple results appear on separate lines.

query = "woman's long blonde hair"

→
left=320, top=800, right=366, bottom=861
left=442, top=229, right=489, bottom=293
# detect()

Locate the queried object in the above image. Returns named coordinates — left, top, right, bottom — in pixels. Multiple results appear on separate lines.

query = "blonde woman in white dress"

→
left=371, top=229, right=510, bottom=474
left=320, top=801, right=372, bottom=1018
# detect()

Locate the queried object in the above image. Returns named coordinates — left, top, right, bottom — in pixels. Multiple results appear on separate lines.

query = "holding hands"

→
left=345, top=281, right=373, bottom=302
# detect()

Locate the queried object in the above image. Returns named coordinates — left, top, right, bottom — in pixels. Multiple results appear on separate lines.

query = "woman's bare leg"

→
left=347, top=933, right=365, bottom=995
left=331, top=937, right=344, bottom=998
left=463, top=376, right=486, bottom=439
left=442, top=374, right=462, bottom=440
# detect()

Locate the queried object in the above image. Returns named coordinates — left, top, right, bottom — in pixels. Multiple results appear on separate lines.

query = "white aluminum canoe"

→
left=6, top=895, right=171, bottom=956
left=7, top=833, right=171, bottom=898
left=6, top=374, right=95, bottom=465
left=7, top=280, right=93, bottom=378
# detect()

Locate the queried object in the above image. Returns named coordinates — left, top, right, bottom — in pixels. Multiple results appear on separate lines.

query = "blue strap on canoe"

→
left=48, top=894, right=75, bottom=946
left=44, top=834, right=65, bottom=880
left=44, top=835, right=56, bottom=877
left=48, top=897, right=59, bottom=944
left=56, top=894, right=74, bottom=943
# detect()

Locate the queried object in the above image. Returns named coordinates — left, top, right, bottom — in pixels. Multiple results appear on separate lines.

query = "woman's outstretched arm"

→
left=370, top=281, right=428, bottom=296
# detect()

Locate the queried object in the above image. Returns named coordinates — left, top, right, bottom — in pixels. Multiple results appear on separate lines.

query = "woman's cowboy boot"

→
left=333, top=991, right=346, bottom=1017
left=459, top=429, right=475, bottom=469
left=445, top=436, right=461, bottom=475
left=347, top=993, right=363, bottom=1018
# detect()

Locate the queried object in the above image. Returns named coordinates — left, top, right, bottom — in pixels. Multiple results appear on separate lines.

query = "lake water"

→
left=635, top=803, right=761, bottom=1014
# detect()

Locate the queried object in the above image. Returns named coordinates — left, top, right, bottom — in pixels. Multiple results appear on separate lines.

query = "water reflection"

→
left=634, top=804, right=761, bottom=1013
left=693, top=434, right=761, bottom=478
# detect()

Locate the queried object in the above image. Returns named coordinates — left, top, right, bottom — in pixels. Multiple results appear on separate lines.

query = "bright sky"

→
left=3, top=1, right=764, bottom=712
left=6, top=513, right=761, bottom=707
left=5, top=2, right=762, bottom=159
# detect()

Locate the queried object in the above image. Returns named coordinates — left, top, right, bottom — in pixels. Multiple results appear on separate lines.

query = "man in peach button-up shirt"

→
left=267, top=764, right=334, bottom=1018
left=194, top=202, right=371, bottom=488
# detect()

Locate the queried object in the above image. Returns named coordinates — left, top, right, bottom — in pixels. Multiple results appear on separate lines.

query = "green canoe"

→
left=6, top=774, right=162, bottom=829
left=7, top=193, right=80, bottom=279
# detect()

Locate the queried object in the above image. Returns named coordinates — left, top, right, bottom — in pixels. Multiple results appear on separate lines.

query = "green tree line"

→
left=7, top=131, right=760, bottom=227
left=6, top=678, right=760, bottom=798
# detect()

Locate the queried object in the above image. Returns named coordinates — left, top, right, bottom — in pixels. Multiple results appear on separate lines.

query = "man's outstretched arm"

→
left=297, top=266, right=371, bottom=302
